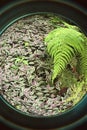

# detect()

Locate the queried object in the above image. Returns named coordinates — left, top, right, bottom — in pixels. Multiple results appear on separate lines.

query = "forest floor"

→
left=0, top=14, right=86, bottom=116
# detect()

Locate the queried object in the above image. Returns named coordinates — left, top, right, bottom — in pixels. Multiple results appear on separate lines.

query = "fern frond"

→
left=45, top=25, right=86, bottom=83
left=53, top=45, right=74, bottom=59
left=77, top=44, right=87, bottom=78
left=63, top=22, right=79, bottom=31
left=46, top=37, right=62, bottom=53
left=52, top=46, right=75, bottom=82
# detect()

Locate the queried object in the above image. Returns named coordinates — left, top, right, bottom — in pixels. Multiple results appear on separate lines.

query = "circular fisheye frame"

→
left=0, top=0, right=87, bottom=130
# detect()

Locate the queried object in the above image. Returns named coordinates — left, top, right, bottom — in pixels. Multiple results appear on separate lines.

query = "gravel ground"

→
left=0, top=14, right=86, bottom=116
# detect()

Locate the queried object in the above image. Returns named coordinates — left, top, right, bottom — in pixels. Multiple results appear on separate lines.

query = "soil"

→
left=0, top=14, right=86, bottom=116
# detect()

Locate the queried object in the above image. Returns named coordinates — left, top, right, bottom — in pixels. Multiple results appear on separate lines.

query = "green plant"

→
left=66, top=80, right=86, bottom=105
left=45, top=23, right=87, bottom=83
left=24, top=41, right=29, bottom=47
left=49, top=16, right=63, bottom=27
left=11, top=56, right=28, bottom=70
left=14, top=56, right=28, bottom=65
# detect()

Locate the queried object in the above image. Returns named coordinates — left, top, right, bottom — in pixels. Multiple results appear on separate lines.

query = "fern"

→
left=77, top=43, right=87, bottom=78
left=45, top=24, right=86, bottom=83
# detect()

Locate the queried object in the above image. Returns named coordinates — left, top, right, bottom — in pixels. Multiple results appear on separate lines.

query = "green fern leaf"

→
left=45, top=24, right=86, bottom=83
left=52, top=48, right=74, bottom=82
left=77, top=44, right=87, bottom=78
